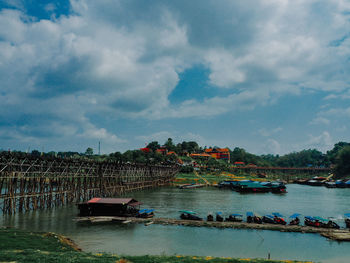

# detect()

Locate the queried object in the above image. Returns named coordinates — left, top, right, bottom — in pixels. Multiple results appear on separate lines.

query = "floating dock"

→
left=75, top=216, right=350, bottom=242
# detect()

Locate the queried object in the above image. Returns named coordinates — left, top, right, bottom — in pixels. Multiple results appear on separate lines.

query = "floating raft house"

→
left=78, top=198, right=141, bottom=217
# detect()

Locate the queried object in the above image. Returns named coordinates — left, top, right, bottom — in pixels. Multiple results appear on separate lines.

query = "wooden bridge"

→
left=0, top=153, right=178, bottom=214
left=231, top=165, right=331, bottom=177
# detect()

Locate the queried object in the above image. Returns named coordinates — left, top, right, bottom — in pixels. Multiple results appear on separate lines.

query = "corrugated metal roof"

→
left=87, top=198, right=140, bottom=205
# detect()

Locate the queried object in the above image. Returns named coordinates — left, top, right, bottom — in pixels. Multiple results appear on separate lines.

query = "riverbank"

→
left=0, top=227, right=311, bottom=263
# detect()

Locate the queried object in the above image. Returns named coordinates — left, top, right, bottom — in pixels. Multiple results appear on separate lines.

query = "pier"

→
left=75, top=216, right=350, bottom=242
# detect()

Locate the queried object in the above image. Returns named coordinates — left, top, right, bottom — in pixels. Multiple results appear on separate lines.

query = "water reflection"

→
left=1, top=185, right=350, bottom=262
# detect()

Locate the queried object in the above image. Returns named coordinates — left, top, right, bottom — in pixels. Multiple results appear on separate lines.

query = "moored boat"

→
left=272, top=212, right=287, bottom=225
left=345, top=213, right=350, bottom=228
left=289, top=213, right=301, bottom=225
left=262, top=215, right=275, bottom=224
left=137, top=209, right=155, bottom=218
left=179, top=210, right=202, bottom=221
left=216, top=212, right=224, bottom=222
left=325, top=182, right=336, bottom=188
left=225, top=213, right=243, bottom=222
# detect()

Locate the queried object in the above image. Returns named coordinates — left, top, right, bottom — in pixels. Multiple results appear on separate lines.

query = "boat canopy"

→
left=272, top=212, right=283, bottom=217
left=246, top=212, right=254, bottom=217
left=179, top=210, right=196, bottom=215
left=265, top=215, right=274, bottom=219
left=289, top=213, right=301, bottom=219
left=344, top=213, right=350, bottom=218
left=216, top=212, right=223, bottom=215
left=305, top=216, right=314, bottom=220
left=230, top=213, right=243, bottom=217
left=314, top=216, right=327, bottom=222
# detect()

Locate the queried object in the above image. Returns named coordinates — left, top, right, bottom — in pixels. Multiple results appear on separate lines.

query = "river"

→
left=1, top=184, right=350, bottom=262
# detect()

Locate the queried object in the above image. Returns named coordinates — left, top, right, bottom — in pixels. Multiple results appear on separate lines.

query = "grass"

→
left=0, top=227, right=313, bottom=263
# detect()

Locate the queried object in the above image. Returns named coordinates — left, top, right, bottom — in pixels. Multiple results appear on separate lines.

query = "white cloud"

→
left=258, top=127, right=283, bottom=137
left=265, top=139, right=281, bottom=155
left=310, top=117, right=330, bottom=125
left=1, top=0, right=350, bottom=152
left=305, top=131, right=333, bottom=152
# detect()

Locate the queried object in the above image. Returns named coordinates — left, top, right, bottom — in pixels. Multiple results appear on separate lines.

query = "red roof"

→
left=87, top=198, right=141, bottom=206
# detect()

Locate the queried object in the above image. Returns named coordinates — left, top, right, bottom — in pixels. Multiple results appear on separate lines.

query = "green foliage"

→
left=334, top=146, right=350, bottom=178
left=327, top=142, right=350, bottom=163
left=85, top=147, right=94, bottom=156
left=179, top=166, right=194, bottom=173
left=146, top=141, right=160, bottom=152
left=230, top=147, right=271, bottom=166
left=164, top=138, right=176, bottom=151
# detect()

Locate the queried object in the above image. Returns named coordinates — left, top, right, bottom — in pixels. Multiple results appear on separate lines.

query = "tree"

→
left=164, top=138, right=175, bottom=151
left=146, top=141, right=160, bottom=152
left=85, top=147, right=93, bottom=156
left=335, top=146, right=350, bottom=178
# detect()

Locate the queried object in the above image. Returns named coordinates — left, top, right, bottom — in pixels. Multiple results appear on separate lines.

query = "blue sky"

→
left=0, top=0, right=350, bottom=155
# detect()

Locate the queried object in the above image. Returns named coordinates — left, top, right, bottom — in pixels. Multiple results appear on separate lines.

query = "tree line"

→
left=2, top=140, right=350, bottom=178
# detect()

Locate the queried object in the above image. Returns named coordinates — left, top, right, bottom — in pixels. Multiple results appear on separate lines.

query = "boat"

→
left=335, top=180, right=347, bottom=188
left=179, top=183, right=204, bottom=189
left=262, top=215, right=275, bottom=224
left=325, top=182, right=336, bottom=188
left=179, top=210, right=202, bottom=221
left=345, top=180, right=350, bottom=188
left=207, top=213, right=214, bottom=221
left=235, top=181, right=270, bottom=193
left=266, top=182, right=287, bottom=193
left=77, top=197, right=141, bottom=217
left=218, top=181, right=238, bottom=189
left=345, top=213, right=350, bottom=228
left=216, top=212, right=224, bottom=222
left=313, top=216, right=339, bottom=229
left=246, top=212, right=254, bottom=223
left=253, top=214, right=262, bottom=224
left=272, top=212, right=287, bottom=225
left=304, top=216, right=321, bottom=227
left=137, top=209, right=155, bottom=218
left=225, top=213, right=243, bottom=222
left=306, top=180, right=324, bottom=186
left=289, top=213, right=301, bottom=225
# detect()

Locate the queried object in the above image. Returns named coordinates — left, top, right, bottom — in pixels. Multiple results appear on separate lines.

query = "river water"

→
left=1, top=184, right=350, bottom=262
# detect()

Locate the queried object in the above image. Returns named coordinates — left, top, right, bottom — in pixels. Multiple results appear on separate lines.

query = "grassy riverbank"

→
left=0, top=227, right=312, bottom=263
left=173, top=171, right=258, bottom=186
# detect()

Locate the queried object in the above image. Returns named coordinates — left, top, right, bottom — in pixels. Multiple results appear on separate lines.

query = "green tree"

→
left=147, top=141, right=160, bottom=152
left=335, top=146, right=350, bottom=178
left=85, top=147, right=93, bottom=156
left=164, top=138, right=175, bottom=151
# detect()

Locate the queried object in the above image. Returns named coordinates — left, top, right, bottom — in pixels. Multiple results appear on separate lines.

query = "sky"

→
left=0, top=0, right=350, bottom=155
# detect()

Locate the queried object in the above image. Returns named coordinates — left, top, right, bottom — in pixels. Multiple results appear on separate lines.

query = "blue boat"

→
left=289, top=213, right=301, bottom=225
left=137, top=209, right=155, bottom=218
left=335, top=180, right=347, bottom=188
left=246, top=212, right=254, bottom=223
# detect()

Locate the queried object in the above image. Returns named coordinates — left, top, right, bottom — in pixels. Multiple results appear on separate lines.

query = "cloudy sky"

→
left=0, top=0, right=350, bottom=155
